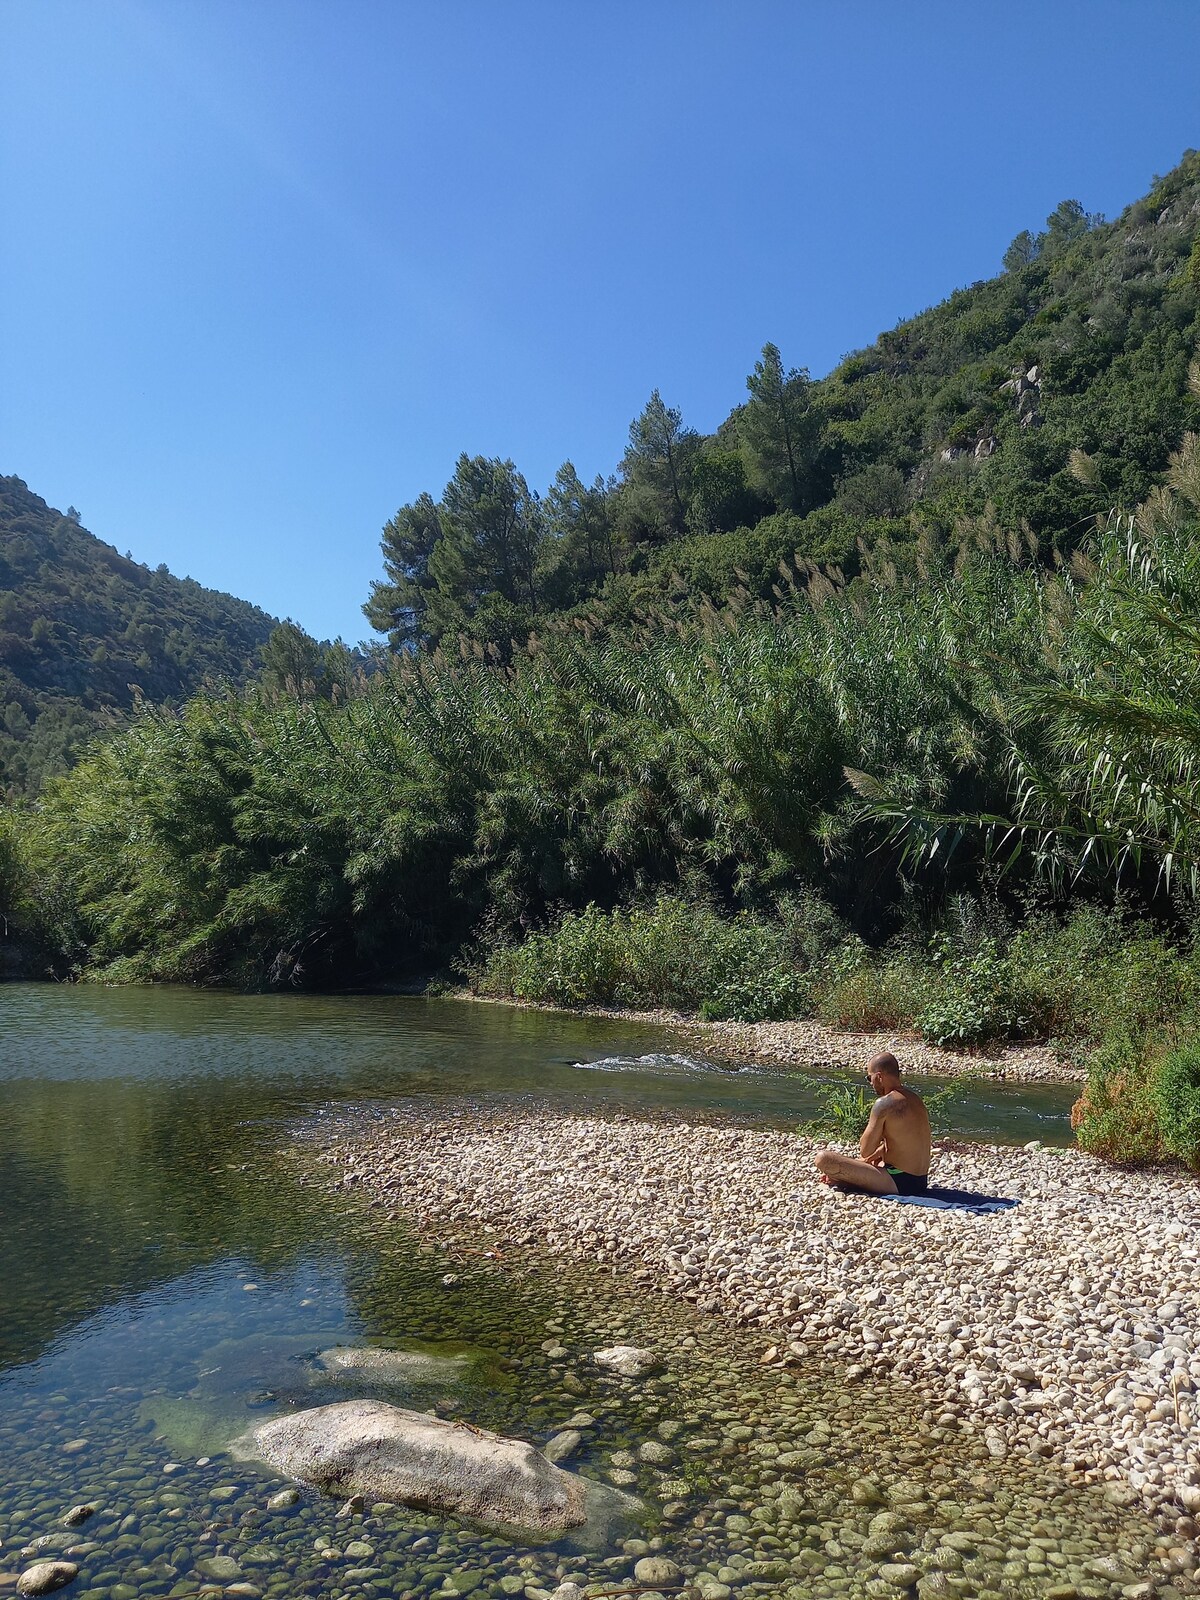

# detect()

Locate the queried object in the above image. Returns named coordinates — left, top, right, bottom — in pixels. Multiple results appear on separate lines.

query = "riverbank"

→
left=314, top=1103, right=1200, bottom=1530
left=460, top=991, right=1081, bottom=1082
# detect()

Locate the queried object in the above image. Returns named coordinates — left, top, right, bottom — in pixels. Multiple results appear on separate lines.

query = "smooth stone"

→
left=60, top=1511, right=95, bottom=1531
left=637, top=1440, right=674, bottom=1465
left=342, top=1542, right=374, bottom=1559
left=443, top=1574, right=487, bottom=1596
left=852, top=1481, right=885, bottom=1507
left=633, top=1558, right=681, bottom=1586
left=543, top=1430, right=583, bottom=1465
left=196, top=1557, right=242, bottom=1582
left=238, top=1399, right=638, bottom=1537
left=238, top=1547, right=280, bottom=1569
left=266, top=1489, right=299, bottom=1511
left=315, top=1345, right=470, bottom=1386
left=593, top=1346, right=660, bottom=1378
left=17, top=1567, right=78, bottom=1598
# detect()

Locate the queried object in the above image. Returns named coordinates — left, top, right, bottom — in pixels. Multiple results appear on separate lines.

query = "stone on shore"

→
left=236, top=1399, right=638, bottom=1537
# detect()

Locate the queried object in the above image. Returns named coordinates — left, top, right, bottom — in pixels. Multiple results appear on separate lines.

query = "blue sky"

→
left=3, top=1, right=1199, bottom=645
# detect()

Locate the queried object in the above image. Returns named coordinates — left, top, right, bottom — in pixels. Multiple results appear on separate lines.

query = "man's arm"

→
left=859, top=1094, right=895, bottom=1163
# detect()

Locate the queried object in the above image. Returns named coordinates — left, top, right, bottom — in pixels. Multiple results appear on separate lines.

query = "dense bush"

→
left=1072, top=1033, right=1168, bottom=1165
left=1154, top=1043, right=1200, bottom=1170
left=473, top=897, right=810, bottom=1021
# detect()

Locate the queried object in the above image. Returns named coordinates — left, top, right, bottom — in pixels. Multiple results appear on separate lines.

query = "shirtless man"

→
left=813, top=1051, right=931, bottom=1195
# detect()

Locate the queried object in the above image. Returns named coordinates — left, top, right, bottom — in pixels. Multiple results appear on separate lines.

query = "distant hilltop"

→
left=0, top=476, right=278, bottom=793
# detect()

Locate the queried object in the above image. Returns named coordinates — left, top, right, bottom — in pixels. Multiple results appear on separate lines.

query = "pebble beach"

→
left=316, top=1105, right=1200, bottom=1532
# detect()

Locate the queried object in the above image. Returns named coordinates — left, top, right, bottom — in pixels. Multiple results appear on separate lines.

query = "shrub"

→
left=814, top=952, right=921, bottom=1031
left=914, top=934, right=1028, bottom=1046
left=1154, top=1044, right=1200, bottom=1170
left=472, top=895, right=812, bottom=1020
left=1071, top=1032, right=1165, bottom=1164
left=801, top=1080, right=875, bottom=1141
left=700, top=965, right=809, bottom=1023
left=1008, top=906, right=1193, bottom=1050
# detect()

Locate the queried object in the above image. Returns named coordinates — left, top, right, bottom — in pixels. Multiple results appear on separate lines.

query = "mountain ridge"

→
left=0, top=475, right=279, bottom=793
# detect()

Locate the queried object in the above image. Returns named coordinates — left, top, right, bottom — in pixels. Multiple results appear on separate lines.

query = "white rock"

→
left=236, top=1400, right=637, bottom=1537
left=593, top=1345, right=660, bottom=1378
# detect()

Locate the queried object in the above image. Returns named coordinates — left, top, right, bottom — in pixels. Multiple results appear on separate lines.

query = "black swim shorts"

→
left=886, top=1167, right=929, bottom=1196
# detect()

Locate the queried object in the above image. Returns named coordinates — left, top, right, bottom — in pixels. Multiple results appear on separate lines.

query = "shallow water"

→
left=0, top=983, right=1174, bottom=1600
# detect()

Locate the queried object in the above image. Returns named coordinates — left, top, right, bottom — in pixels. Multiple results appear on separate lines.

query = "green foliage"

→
left=814, top=954, right=917, bottom=1033
left=800, top=1080, right=874, bottom=1141
left=0, top=478, right=278, bottom=795
left=474, top=897, right=808, bottom=1020
left=741, top=343, right=823, bottom=513
left=1072, top=1032, right=1166, bottom=1165
left=259, top=622, right=359, bottom=702
left=353, top=155, right=1200, bottom=649
left=914, top=933, right=1025, bottom=1047
left=622, top=390, right=700, bottom=540
left=364, top=456, right=544, bottom=649
left=1154, top=1042, right=1200, bottom=1169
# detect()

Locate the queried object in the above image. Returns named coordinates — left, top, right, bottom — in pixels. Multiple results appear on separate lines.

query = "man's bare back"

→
left=813, top=1052, right=932, bottom=1196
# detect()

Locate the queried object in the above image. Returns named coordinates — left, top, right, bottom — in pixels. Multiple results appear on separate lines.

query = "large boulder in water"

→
left=237, top=1400, right=636, bottom=1538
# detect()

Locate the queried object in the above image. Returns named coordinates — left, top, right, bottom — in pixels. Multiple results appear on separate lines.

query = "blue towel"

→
left=880, top=1186, right=1019, bottom=1214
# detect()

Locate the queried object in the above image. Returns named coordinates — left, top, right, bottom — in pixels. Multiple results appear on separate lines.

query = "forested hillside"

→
left=366, top=153, right=1200, bottom=645
left=0, top=478, right=278, bottom=792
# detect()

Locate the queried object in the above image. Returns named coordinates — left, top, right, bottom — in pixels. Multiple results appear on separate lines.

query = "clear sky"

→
left=3, top=1, right=1199, bottom=645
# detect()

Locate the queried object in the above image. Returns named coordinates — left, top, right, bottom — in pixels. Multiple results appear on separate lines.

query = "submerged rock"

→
left=543, top=1429, right=583, bottom=1464
left=593, top=1345, right=659, bottom=1378
left=313, top=1345, right=470, bottom=1387
left=17, top=1564, right=78, bottom=1597
left=237, top=1399, right=638, bottom=1538
left=633, top=1556, right=681, bottom=1585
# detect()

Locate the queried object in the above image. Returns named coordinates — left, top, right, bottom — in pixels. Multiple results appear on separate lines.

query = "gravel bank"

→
left=463, top=995, right=1081, bottom=1083
left=319, top=1107, right=1200, bottom=1522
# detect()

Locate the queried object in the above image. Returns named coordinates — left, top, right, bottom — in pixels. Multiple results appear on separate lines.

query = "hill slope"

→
left=0, top=478, right=278, bottom=792
left=365, top=152, right=1200, bottom=641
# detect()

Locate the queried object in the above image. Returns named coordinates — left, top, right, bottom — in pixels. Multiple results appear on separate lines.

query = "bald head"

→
left=867, top=1051, right=901, bottom=1082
